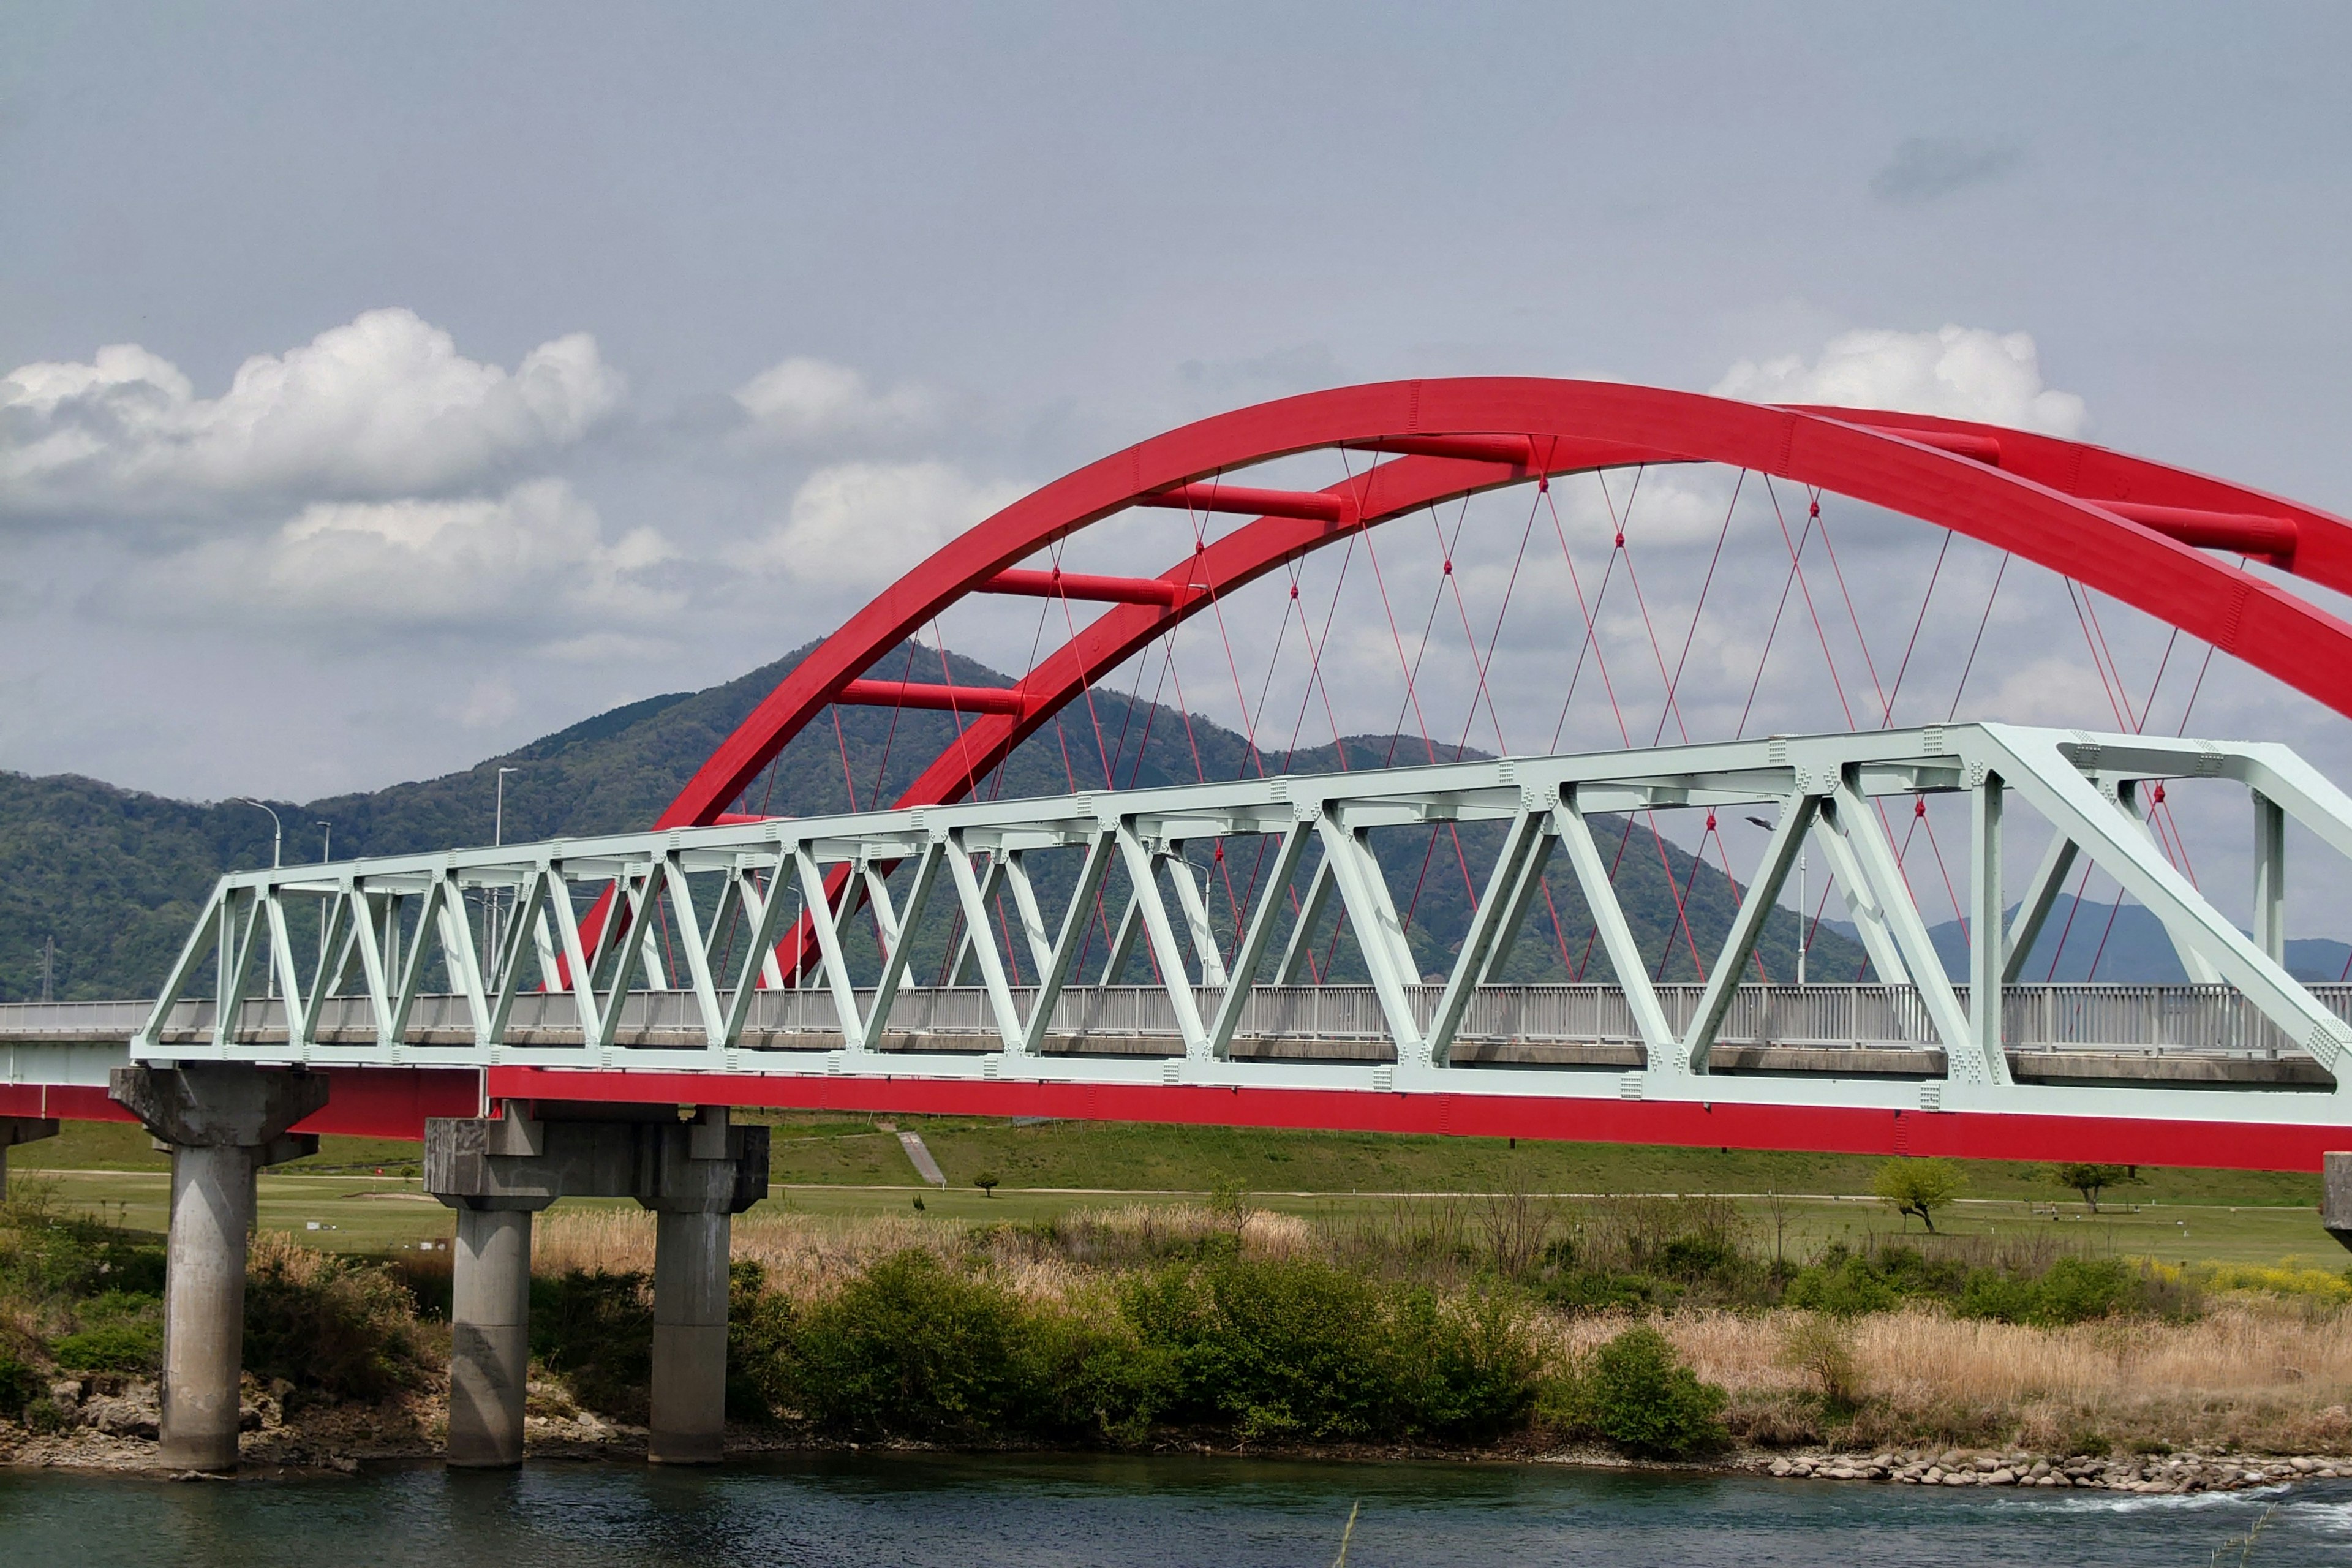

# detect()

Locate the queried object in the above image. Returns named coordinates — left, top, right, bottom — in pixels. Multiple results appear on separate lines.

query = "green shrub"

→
left=1561, top=1325, right=1727, bottom=1460
left=1539, top=1269, right=1675, bottom=1314
left=785, top=1250, right=1032, bottom=1438
left=23, top=1397, right=66, bottom=1433
left=1958, top=1256, right=2137, bottom=1327
left=1784, top=1256, right=1901, bottom=1317
left=0, top=1352, right=39, bottom=1417
left=244, top=1244, right=426, bottom=1400
left=53, top=1321, right=161, bottom=1373
left=530, top=1270, right=653, bottom=1420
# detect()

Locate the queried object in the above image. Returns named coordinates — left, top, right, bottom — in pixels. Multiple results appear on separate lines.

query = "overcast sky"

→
left=6, top=2, right=2352, bottom=929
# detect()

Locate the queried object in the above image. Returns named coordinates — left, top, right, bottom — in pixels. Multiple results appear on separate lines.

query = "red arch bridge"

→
left=10, top=376, right=2352, bottom=1469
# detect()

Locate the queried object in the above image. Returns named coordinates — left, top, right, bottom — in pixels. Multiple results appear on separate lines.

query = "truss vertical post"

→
left=2254, top=790, right=2287, bottom=964
left=1969, top=776, right=2011, bottom=1083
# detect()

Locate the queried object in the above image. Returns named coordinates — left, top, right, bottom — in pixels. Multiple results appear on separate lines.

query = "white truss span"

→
left=84, top=725, right=2352, bottom=1126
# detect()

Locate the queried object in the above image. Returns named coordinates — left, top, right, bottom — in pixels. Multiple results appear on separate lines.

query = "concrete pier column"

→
left=160, top=1142, right=257, bottom=1469
left=447, top=1202, right=545, bottom=1467
left=650, top=1206, right=731, bottom=1464
left=2326, top=1153, right=2352, bottom=1251
left=108, top=1066, right=326, bottom=1472
left=0, top=1117, right=60, bottom=1200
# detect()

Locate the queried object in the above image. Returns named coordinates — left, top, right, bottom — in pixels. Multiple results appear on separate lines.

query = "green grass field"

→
left=8, top=1110, right=2340, bottom=1268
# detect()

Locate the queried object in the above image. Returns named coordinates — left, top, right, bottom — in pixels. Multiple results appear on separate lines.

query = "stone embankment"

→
left=1762, top=1448, right=2345, bottom=1492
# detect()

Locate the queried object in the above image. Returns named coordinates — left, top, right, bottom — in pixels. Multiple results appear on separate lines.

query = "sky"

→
left=6, top=1, right=2352, bottom=932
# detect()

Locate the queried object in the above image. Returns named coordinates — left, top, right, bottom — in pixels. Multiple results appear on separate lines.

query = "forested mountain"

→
left=0, top=641, right=1866, bottom=1001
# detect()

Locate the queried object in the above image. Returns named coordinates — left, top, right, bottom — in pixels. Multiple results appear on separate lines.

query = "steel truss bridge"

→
left=11, top=376, right=2352, bottom=1171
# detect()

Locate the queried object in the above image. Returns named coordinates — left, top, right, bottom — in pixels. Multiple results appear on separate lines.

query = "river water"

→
left=4, top=1453, right=2348, bottom=1567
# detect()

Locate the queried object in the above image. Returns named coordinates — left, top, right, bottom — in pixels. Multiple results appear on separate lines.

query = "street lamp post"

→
left=235, top=798, right=284, bottom=1000
left=317, top=821, right=334, bottom=954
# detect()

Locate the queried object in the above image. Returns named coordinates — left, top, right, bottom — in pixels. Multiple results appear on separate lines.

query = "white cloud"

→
left=1, top=308, right=624, bottom=514
left=732, top=356, right=934, bottom=448
left=731, top=460, right=1024, bottom=589
left=1713, top=325, right=2087, bottom=436
left=138, top=478, right=678, bottom=634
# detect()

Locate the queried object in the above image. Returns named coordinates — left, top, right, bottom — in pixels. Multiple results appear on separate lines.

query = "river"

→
left=3, top=1453, right=2348, bottom=1567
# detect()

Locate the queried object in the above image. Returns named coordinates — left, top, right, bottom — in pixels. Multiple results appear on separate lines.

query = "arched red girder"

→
left=582, top=379, right=2352, bottom=969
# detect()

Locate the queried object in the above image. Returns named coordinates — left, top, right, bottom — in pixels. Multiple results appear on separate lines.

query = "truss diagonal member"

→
left=1313, top=815, right=1425, bottom=1063
left=720, top=845, right=803, bottom=1042
left=1023, top=829, right=1117, bottom=1056
left=295, top=886, right=355, bottom=1050
left=1210, top=816, right=1315, bottom=1059
left=1001, top=852, right=1058, bottom=980
left=796, top=844, right=868, bottom=1049
left=432, top=871, right=494, bottom=1047
left=947, top=853, right=1011, bottom=987
left=2003, top=831, right=2079, bottom=982
left=135, top=878, right=231, bottom=1052
left=386, top=875, right=456, bottom=1049
left=862, top=839, right=945, bottom=1050
left=1681, top=794, right=1818, bottom=1074
left=1478, top=826, right=1560, bottom=985
left=1163, top=846, right=1229, bottom=987
left=541, top=864, right=606, bottom=1048
left=1968, top=777, right=2009, bottom=1082
left=349, top=890, right=399, bottom=1046
left=1809, top=801, right=1911, bottom=993
left=1820, top=781, right=1978, bottom=1073
left=1427, top=806, right=1551, bottom=1069
left=944, top=832, right=1030, bottom=1054
left=862, top=862, right=905, bottom=962
left=1098, top=890, right=1145, bottom=986
left=485, top=867, right=552, bottom=1045
left=1550, top=794, right=1676, bottom=1062
left=1978, top=725, right=2352, bottom=1085
left=213, top=889, right=263, bottom=1050
left=1273, top=853, right=1337, bottom=985
left=655, top=851, right=726, bottom=1046
left=1113, top=821, right=1212, bottom=1056
left=260, top=891, right=308, bottom=1048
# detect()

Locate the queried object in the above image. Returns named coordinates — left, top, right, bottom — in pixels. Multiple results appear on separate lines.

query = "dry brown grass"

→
left=1653, top=1305, right=2352, bottom=1453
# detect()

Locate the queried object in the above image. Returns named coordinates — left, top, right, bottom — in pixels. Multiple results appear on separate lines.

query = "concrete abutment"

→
left=424, top=1102, right=769, bottom=1468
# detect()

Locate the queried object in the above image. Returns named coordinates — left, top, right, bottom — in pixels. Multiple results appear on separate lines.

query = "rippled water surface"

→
left=4, top=1454, right=2349, bottom=1567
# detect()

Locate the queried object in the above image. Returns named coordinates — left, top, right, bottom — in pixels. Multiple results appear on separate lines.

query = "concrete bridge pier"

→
left=0, top=1116, right=59, bottom=1199
left=107, top=1065, right=326, bottom=1472
left=424, top=1103, right=769, bottom=1468
left=445, top=1198, right=549, bottom=1466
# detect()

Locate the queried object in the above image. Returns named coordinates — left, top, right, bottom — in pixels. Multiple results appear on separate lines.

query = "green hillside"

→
left=0, top=642, right=1862, bottom=1002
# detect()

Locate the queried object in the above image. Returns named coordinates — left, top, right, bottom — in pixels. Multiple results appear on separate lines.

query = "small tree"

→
left=1873, top=1157, right=1964, bottom=1233
left=2049, top=1161, right=2136, bottom=1213
left=973, top=1171, right=1000, bottom=1199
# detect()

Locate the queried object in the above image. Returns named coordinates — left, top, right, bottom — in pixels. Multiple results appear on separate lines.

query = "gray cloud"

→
left=1869, top=138, right=2024, bottom=205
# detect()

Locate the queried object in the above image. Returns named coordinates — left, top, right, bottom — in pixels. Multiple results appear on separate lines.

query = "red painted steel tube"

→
left=981, top=568, right=1185, bottom=605
left=835, top=680, right=1026, bottom=716
left=1347, top=434, right=1537, bottom=465
left=1863, top=424, right=2003, bottom=464
left=2103, top=500, right=2298, bottom=559
left=1139, top=483, right=1349, bottom=521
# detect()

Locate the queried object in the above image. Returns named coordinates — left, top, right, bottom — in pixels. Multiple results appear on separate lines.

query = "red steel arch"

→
left=662, top=378, right=2352, bottom=844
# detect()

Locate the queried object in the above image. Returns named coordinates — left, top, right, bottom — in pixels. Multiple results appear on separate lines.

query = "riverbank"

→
left=7, top=1189, right=2352, bottom=1479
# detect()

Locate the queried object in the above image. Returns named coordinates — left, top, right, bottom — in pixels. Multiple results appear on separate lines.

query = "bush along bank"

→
left=7, top=1182, right=2352, bottom=1477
